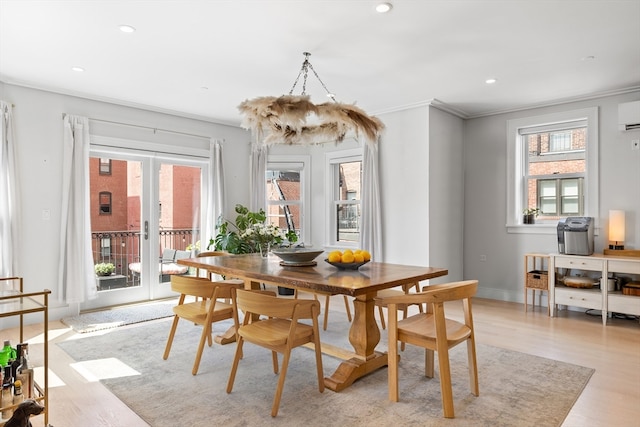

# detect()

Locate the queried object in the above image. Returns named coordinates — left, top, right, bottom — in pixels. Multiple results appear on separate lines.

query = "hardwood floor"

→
left=4, top=297, right=640, bottom=427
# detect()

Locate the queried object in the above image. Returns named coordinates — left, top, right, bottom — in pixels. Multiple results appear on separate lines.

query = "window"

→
left=266, top=155, right=310, bottom=244
left=506, top=107, right=599, bottom=231
left=538, top=178, right=583, bottom=216
left=99, top=191, right=112, bottom=215
left=99, top=158, right=112, bottom=175
left=524, top=121, right=586, bottom=219
left=326, top=149, right=362, bottom=247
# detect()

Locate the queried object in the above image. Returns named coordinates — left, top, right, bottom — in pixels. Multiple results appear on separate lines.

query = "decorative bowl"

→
left=271, top=248, right=324, bottom=266
left=324, top=259, right=370, bottom=270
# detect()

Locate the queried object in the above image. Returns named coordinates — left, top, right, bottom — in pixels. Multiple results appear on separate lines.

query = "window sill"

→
left=507, top=224, right=557, bottom=234
left=507, top=223, right=601, bottom=235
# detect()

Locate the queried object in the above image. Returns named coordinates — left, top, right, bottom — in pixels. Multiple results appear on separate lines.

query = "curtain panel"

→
left=205, top=139, right=225, bottom=249
left=58, top=115, right=97, bottom=303
left=360, top=140, right=383, bottom=260
left=249, top=143, right=267, bottom=213
left=0, top=101, right=21, bottom=277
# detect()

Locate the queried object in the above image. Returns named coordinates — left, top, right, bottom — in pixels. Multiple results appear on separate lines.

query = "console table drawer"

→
left=555, top=288, right=602, bottom=310
left=608, top=294, right=640, bottom=316
left=555, top=257, right=603, bottom=271
left=608, top=260, right=640, bottom=275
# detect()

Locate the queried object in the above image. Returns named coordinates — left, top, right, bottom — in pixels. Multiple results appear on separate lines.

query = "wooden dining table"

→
left=178, top=253, right=448, bottom=392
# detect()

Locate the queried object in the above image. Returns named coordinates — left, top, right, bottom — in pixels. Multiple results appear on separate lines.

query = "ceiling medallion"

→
left=238, top=52, right=384, bottom=146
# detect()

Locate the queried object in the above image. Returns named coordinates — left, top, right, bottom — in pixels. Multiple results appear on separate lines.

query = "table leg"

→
left=324, top=292, right=388, bottom=392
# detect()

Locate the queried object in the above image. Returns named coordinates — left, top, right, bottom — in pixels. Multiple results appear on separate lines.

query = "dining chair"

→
left=196, top=251, right=244, bottom=303
left=375, top=280, right=479, bottom=418
left=226, top=288, right=324, bottom=417
left=375, top=281, right=423, bottom=330
left=293, top=289, right=352, bottom=330
left=163, top=275, right=243, bottom=375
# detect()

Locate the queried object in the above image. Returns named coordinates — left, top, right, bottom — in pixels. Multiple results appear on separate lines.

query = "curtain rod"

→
left=61, top=114, right=211, bottom=140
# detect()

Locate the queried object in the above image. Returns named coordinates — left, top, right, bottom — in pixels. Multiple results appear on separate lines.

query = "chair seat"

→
left=173, top=301, right=233, bottom=323
left=398, top=313, right=472, bottom=346
left=239, top=318, right=314, bottom=347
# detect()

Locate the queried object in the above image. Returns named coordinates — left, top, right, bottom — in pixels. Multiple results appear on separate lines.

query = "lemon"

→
left=328, top=252, right=342, bottom=263
left=354, top=253, right=364, bottom=263
left=361, top=250, right=371, bottom=261
left=342, top=252, right=355, bottom=263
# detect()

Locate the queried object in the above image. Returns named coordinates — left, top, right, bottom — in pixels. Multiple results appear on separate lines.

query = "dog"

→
left=3, top=399, right=45, bottom=427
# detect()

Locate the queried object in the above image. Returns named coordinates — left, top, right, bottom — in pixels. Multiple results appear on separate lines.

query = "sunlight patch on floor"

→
left=34, top=366, right=66, bottom=388
left=70, top=358, right=141, bottom=382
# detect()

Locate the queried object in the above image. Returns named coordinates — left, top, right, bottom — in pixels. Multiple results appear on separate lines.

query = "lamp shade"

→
left=609, top=210, right=625, bottom=242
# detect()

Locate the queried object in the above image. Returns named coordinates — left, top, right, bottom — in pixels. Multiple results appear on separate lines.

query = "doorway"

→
left=83, top=148, right=206, bottom=310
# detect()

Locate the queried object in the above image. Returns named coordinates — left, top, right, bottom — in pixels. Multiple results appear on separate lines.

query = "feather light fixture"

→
left=238, top=52, right=384, bottom=146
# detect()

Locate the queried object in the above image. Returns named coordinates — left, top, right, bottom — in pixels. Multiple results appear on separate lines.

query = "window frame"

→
left=506, top=107, right=599, bottom=234
left=266, top=154, right=311, bottom=245
left=325, top=148, right=363, bottom=248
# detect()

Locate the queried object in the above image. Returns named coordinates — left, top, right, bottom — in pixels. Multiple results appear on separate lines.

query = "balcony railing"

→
left=91, top=228, right=198, bottom=288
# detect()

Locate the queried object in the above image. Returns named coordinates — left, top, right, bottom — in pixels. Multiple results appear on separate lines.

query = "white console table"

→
left=549, top=253, right=640, bottom=325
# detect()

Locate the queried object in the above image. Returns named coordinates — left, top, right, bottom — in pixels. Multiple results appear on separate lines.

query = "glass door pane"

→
left=83, top=152, right=205, bottom=310
left=152, top=161, right=202, bottom=299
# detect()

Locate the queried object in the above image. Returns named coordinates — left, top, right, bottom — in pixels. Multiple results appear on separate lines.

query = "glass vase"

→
left=259, top=242, right=270, bottom=258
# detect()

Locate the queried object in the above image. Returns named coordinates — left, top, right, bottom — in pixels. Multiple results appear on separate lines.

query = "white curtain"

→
left=58, top=115, right=96, bottom=303
left=0, top=101, right=21, bottom=277
left=249, top=143, right=267, bottom=212
left=205, top=139, right=225, bottom=250
left=360, top=140, right=383, bottom=260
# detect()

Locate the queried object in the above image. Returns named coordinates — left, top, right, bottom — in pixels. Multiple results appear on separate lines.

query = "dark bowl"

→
left=324, top=259, right=370, bottom=270
left=271, top=248, right=324, bottom=264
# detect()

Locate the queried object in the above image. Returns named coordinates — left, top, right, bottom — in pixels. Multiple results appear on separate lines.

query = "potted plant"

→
left=95, top=262, right=115, bottom=276
left=210, top=204, right=298, bottom=295
left=522, top=208, right=541, bottom=224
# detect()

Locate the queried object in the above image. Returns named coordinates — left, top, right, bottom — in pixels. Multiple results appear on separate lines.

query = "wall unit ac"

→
left=618, top=100, right=640, bottom=131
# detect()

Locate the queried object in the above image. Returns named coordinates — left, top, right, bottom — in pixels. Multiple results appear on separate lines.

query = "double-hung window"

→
left=266, top=155, right=310, bottom=244
left=507, top=107, right=599, bottom=230
left=326, top=149, right=362, bottom=247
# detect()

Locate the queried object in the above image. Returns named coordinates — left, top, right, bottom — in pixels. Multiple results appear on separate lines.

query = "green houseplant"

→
left=522, top=207, right=541, bottom=224
left=95, top=262, right=115, bottom=276
left=209, top=204, right=297, bottom=255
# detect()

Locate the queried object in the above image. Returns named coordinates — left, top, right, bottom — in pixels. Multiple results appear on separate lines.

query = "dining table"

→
left=178, top=253, right=448, bottom=392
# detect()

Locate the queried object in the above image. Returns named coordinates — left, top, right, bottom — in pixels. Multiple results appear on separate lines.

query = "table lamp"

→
left=609, top=210, right=625, bottom=250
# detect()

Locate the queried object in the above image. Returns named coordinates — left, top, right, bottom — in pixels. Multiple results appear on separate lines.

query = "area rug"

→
left=57, top=316, right=593, bottom=427
left=60, top=299, right=177, bottom=333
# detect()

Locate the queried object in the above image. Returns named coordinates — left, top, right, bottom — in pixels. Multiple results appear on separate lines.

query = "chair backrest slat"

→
left=235, top=289, right=317, bottom=319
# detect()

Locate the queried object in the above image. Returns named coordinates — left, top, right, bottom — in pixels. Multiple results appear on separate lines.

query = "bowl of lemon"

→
left=325, top=249, right=371, bottom=270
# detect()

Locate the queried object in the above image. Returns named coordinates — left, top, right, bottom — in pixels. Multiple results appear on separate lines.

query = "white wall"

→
left=428, top=107, right=465, bottom=283
left=463, top=91, right=640, bottom=302
left=0, top=83, right=251, bottom=324
left=5, top=80, right=634, bottom=324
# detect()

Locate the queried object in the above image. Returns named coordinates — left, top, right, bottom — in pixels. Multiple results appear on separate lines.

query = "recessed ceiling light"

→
left=376, top=2, right=393, bottom=13
left=119, top=25, right=136, bottom=33
left=485, top=78, right=497, bottom=84
left=581, top=55, right=595, bottom=61
left=71, top=66, right=85, bottom=72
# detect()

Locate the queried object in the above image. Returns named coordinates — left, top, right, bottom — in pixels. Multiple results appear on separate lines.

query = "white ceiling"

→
left=1, top=0, right=639, bottom=126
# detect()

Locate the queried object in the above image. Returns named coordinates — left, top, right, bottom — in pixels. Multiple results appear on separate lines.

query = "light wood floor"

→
left=4, top=297, right=640, bottom=427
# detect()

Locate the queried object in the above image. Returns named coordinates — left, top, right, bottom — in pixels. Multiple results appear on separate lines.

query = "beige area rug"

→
left=60, top=299, right=176, bottom=333
left=57, top=315, right=593, bottom=427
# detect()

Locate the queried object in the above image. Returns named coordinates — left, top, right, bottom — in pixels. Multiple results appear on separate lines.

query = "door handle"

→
left=144, top=220, right=149, bottom=240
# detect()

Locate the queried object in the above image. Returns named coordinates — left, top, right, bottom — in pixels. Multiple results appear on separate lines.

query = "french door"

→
left=82, top=147, right=207, bottom=310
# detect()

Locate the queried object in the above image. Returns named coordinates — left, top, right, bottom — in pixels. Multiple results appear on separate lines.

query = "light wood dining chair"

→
left=375, top=281, right=423, bottom=330
left=226, top=288, right=324, bottom=417
left=293, top=289, right=352, bottom=330
left=375, top=280, right=479, bottom=418
left=163, top=275, right=243, bottom=375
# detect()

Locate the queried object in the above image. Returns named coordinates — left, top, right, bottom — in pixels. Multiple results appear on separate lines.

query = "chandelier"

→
left=238, top=52, right=384, bottom=146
